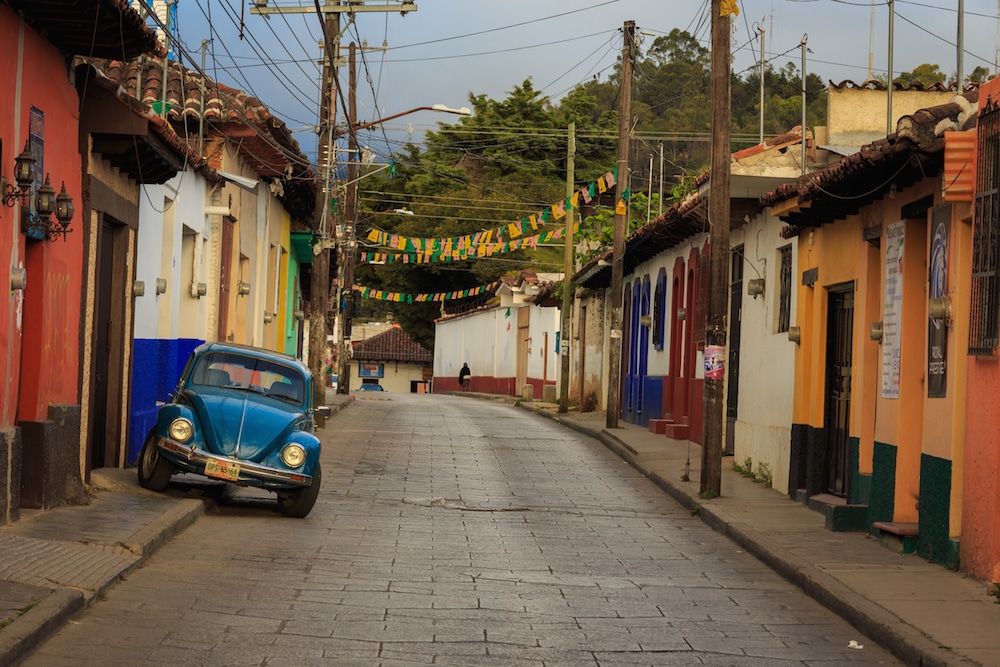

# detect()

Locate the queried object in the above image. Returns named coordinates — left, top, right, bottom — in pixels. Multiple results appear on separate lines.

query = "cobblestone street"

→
left=22, top=394, right=898, bottom=666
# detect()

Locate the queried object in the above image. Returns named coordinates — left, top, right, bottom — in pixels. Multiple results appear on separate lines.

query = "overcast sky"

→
left=172, top=0, right=1000, bottom=165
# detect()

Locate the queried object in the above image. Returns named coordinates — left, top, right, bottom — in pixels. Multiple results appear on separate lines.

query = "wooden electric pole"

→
left=606, top=21, right=635, bottom=430
left=702, top=0, right=733, bottom=497
left=337, top=42, right=359, bottom=394
left=559, top=122, right=575, bottom=414
left=311, top=12, right=338, bottom=417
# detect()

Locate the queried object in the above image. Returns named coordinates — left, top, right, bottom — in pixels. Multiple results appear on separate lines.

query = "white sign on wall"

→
left=881, top=220, right=904, bottom=398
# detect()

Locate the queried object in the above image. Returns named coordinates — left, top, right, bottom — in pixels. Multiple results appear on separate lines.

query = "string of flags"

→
left=363, top=169, right=627, bottom=256
left=355, top=281, right=500, bottom=304
left=360, top=223, right=580, bottom=264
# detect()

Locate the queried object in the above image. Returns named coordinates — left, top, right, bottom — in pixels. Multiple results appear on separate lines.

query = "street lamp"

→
left=351, top=105, right=471, bottom=132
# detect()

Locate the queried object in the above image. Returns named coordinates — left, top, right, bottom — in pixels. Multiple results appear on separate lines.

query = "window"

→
left=777, top=244, right=792, bottom=333
left=653, top=269, right=666, bottom=350
left=971, top=97, right=1000, bottom=355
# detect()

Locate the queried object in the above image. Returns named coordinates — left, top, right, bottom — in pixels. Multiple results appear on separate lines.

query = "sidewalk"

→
left=513, top=397, right=1000, bottom=667
left=0, top=393, right=354, bottom=667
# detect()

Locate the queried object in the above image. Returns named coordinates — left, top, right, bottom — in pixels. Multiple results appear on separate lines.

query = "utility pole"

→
left=311, top=12, right=338, bottom=417
left=606, top=20, right=635, bottom=430
left=887, top=0, right=895, bottom=136
left=337, top=42, right=359, bottom=395
left=559, top=122, right=575, bottom=414
left=702, top=0, right=733, bottom=497
left=800, top=35, right=808, bottom=175
left=250, top=1, right=417, bottom=409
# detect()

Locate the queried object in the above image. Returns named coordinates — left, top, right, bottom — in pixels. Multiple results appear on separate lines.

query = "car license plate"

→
left=205, top=457, right=240, bottom=481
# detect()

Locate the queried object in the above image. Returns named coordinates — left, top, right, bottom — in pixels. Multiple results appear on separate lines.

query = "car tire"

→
left=276, top=462, right=321, bottom=518
left=137, top=432, right=175, bottom=492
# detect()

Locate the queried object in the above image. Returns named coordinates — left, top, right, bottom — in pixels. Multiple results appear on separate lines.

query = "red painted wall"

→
left=0, top=8, right=84, bottom=426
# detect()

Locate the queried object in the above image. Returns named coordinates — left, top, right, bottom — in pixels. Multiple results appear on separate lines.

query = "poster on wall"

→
left=882, top=220, right=904, bottom=398
left=358, top=363, right=384, bottom=379
left=928, top=204, right=950, bottom=398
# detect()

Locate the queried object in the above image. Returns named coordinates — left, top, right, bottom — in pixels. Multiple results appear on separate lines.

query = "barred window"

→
left=778, top=244, right=792, bottom=333
left=971, top=97, right=1000, bottom=355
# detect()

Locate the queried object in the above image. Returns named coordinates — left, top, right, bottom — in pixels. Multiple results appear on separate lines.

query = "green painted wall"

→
left=918, top=453, right=958, bottom=569
left=849, top=437, right=872, bottom=505
left=869, top=441, right=897, bottom=528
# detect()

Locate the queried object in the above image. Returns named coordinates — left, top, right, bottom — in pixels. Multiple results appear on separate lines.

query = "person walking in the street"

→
left=459, top=363, right=471, bottom=392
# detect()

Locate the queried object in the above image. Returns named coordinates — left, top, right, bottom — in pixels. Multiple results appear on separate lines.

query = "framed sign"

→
left=357, top=363, right=384, bottom=379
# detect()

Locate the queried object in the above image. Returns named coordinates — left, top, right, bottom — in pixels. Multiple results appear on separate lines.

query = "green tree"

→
left=896, top=63, right=947, bottom=86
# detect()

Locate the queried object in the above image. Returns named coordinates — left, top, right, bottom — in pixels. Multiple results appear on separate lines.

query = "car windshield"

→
left=190, top=352, right=306, bottom=406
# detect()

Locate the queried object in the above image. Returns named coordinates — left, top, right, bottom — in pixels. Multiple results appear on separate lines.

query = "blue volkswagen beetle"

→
left=137, top=342, right=327, bottom=517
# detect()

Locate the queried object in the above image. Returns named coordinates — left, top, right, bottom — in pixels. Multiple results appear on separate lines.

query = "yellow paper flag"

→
left=720, top=0, right=739, bottom=17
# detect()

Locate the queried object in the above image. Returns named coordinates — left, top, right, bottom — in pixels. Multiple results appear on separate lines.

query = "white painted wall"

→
left=135, top=167, right=211, bottom=342
left=434, top=303, right=562, bottom=393
left=729, top=211, right=798, bottom=495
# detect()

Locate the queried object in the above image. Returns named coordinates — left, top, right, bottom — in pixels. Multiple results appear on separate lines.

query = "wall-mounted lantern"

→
left=237, top=281, right=251, bottom=296
left=155, top=278, right=167, bottom=295
left=10, top=267, right=26, bottom=291
left=263, top=312, right=274, bottom=324
left=639, top=314, right=652, bottom=327
left=196, top=282, right=207, bottom=297
left=788, top=326, right=801, bottom=344
left=2, top=141, right=74, bottom=242
left=3, top=140, right=35, bottom=206
left=747, top=278, right=765, bottom=298
left=133, top=280, right=145, bottom=297
left=870, top=321, right=884, bottom=342
left=676, top=307, right=686, bottom=321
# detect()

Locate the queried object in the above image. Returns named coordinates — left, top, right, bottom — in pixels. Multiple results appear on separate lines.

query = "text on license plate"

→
left=204, top=457, right=240, bottom=481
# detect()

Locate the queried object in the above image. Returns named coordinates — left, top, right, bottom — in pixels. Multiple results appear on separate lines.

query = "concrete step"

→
left=872, top=521, right=919, bottom=554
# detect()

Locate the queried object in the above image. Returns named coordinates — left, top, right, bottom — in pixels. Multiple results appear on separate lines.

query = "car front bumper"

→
left=154, top=436, right=313, bottom=488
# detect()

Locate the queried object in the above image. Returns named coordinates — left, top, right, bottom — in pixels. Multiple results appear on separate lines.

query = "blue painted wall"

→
left=641, top=375, right=664, bottom=426
left=128, top=338, right=203, bottom=465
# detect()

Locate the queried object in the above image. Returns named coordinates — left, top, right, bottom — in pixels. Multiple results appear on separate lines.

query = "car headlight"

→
left=168, top=418, right=194, bottom=443
left=281, top=444, right=307, bottom=468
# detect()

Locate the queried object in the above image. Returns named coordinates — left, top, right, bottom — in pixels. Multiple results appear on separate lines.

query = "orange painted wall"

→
left=0, top=8, right=84, bottom=426
left=963, top=76, right=1000, bottom=582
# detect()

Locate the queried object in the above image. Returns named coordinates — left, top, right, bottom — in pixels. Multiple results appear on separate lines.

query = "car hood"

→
left=187, top=390, right=305, bottom=460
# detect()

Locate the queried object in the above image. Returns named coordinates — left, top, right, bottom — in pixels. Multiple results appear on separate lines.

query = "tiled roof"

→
left=353, top=326, right=433, bottom=364
left=4, top=0, right=163, bottom=60
left=761, top=90, right=979, bottom=232
left=97, top=57, right=316, bottom=220
left=829, top=79, right=966, bottom=93
left=77, top=61, right=217, bottom=184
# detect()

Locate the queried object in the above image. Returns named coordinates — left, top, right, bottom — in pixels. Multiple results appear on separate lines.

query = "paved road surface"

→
left=23, top=394, right=899, bottom=666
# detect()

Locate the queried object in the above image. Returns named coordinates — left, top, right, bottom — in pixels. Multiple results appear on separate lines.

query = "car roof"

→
left=191, top=341, right=311, bottom=377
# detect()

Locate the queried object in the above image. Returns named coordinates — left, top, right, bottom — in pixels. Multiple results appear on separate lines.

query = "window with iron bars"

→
left=970, top=97, right=1000, bottom=355
left=777, top=244, right=792, bottom=333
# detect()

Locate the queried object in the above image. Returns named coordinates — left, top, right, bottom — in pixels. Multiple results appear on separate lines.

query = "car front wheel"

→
left=137, top=432, right=175, bottom=492
left=276, top=462, right=321, bottom=518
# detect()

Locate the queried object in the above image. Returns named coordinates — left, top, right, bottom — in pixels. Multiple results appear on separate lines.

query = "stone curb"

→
left=120, top=499, right=205, bottom=559
left=0, top=495, right=209, bottom=666
left=0, top=589, right=83, bottom=667
left=519, top=402, right=971, bottom=667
